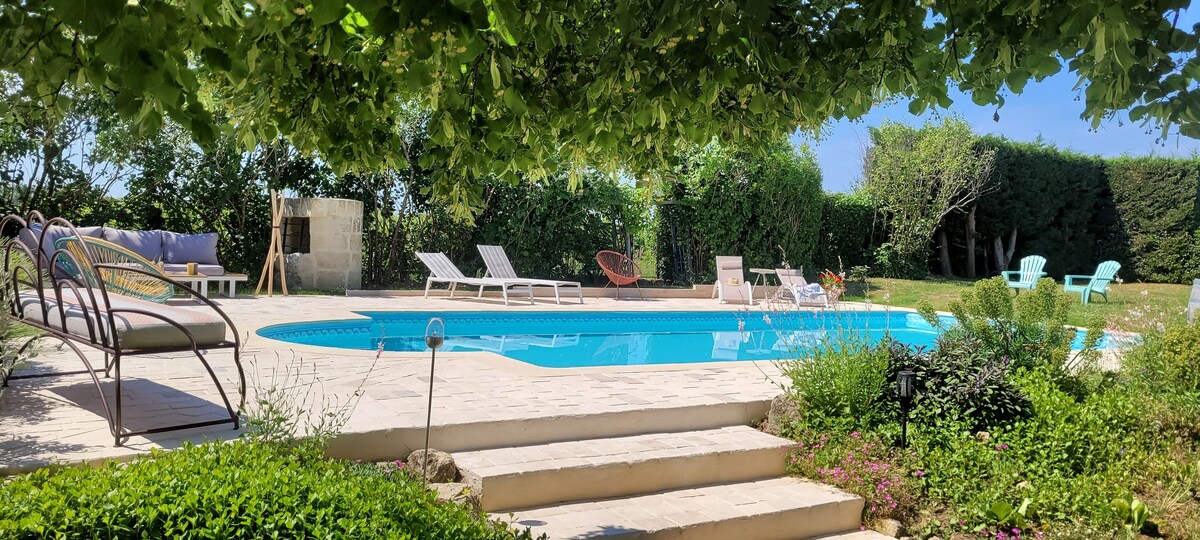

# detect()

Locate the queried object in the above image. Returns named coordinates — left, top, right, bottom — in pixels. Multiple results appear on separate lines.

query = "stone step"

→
left=456, top=426, right=794, bottom=512
left=812, top=531, right=895, bottom=540
left=327, top=400, right=772, bottom=460
left=510, top=477, right=864, bottom=540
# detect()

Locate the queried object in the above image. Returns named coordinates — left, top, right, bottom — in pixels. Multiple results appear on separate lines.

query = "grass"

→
left=842, top=277, right=1191, bottom=327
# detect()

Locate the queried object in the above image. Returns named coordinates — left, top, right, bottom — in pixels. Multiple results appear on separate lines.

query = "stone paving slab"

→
left=1, top=294, right=801, bottom=474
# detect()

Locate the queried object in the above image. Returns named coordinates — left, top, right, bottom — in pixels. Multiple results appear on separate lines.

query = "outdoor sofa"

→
left=18, top=223, right=229, bottom=276
left=0, top=212, right=245, bottom=446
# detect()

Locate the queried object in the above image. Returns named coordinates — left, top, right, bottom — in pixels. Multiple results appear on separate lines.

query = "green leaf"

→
left=311, top=0, right=347, bottom=26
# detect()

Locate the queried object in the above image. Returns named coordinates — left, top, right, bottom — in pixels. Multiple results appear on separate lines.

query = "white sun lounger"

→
left=776, top=268, right=830, bottom=307
left=416, top=252, right=535, bottom=306
left=477, top=245, right=584, bottom=304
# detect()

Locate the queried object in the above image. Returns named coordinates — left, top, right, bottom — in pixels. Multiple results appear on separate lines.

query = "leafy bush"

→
left=783, top=336, right=890, bottom=430
left=1157, top=322, right=1200, bottom=393
left=0, top=441, right=541, bottom=539
left=884, top=334, right=1032, bottom=431
left=922, top=277, right=1100, bottom=374
left=655, top=139, right=824, bottom=284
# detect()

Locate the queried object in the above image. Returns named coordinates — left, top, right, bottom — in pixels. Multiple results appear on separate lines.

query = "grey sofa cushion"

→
left=18, top=224, right=104, bottom=265
left=103, top=229, right=164, bottom=262
left=162, top=232, right=219, bottom=265
left=19, top=290, right=227, bottom=349
left=162, top=263, right=226, bottom=276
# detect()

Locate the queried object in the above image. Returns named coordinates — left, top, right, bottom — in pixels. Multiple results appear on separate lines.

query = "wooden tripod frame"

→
left=255, top=189, right=289, bottom=297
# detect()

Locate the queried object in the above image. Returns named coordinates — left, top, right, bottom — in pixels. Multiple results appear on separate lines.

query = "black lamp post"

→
left=422, top=317, right=445, bottom=486
left=896, top=370, right=915, bottom=448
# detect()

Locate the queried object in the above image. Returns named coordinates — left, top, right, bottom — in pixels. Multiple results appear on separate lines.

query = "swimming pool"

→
left=257, top=310, right=1105, bottom=368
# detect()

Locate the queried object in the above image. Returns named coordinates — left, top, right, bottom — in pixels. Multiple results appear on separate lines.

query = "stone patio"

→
left=1, top=292, right=801, bottom=474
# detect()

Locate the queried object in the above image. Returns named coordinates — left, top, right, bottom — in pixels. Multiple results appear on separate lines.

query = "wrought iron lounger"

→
left=0, top=212, right=244, bottom=446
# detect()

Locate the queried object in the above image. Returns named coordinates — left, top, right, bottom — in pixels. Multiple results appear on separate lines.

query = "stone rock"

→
left=928, top=537, right=944, bottom=540
left=875, top=518, right=903, bottom=537
left=763, top=394, right=804, bottom=436
left=432, top=482, right=481, bottom=515
left=407, top=449, right=459, bottom=483
left=973, top=431, right=991, bottom=443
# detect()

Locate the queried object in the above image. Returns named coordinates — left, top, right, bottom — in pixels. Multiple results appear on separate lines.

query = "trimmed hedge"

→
left=0, top=441, right=541, bottom=539
left=654, top=141, right=824, bottom=284
left=1107, top=157, right=1200, bottom=283
left=973, top=137, right=1120, bottom=278
left=814, top=192, right=877, bottom=272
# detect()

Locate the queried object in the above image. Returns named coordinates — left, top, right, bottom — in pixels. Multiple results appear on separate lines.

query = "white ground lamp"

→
left=422, top=317, right=445, bottom=486
left=896, top=370, right=915, bottom=448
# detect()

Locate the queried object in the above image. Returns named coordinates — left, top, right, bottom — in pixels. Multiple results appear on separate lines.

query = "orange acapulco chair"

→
left=595, top=250, right=643, bottom=299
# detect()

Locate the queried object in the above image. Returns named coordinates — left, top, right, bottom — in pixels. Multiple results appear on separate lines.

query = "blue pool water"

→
left=257, top=310, right=1106, bottom=368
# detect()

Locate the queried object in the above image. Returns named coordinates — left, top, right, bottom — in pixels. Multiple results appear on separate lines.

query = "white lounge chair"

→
left=477, top=245, right=584, bottom=304
left=713, top=256, right=754, bottom=304
left=776, top=268, right=829, bottom=308
left=416, top=252, right=534, bottom=306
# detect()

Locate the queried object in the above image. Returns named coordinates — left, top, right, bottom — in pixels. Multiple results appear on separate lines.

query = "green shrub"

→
left=655, top=139, right=824, bottom=284
left=783, top=336, right=890, bottom=431
left=884, top=334, right=1032, bottom=431
left=922, top=277, right=1100, bottom=374
left=1159, top=323, right=1200, bottom=393
left=0, top=441, right=541, bottom=539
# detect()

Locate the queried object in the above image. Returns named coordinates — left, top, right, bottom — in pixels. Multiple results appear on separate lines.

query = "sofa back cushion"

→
left=103, top=229, right=164, bottom=262
left=162, top=232, right=220, bottom=265
left=18, top=224, right=104, bottom=264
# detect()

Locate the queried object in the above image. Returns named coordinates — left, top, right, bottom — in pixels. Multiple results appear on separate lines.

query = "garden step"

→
left=812, top=531, right=895, bottom=540
left=455, top=426, right=794, bottom=512
left=509, top=476, right=863, bottom=540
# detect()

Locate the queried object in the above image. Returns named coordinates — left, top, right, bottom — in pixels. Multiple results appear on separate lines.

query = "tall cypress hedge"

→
left=1107, top=157, right=1200, bottom=283
left=974, top=137, right=1121, bottom=278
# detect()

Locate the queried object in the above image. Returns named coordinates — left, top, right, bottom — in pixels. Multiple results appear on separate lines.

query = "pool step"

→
left=509, top=477, right=864, bottom=539
left=455, top=426, right=794, bottom=512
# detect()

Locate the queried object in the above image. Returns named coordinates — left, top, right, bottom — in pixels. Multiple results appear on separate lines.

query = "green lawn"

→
left=842, top=277, right=1192, bottom=328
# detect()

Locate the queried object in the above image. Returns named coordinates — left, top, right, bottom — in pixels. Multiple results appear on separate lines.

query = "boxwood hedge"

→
left=0, top=441, right=541, bottom=539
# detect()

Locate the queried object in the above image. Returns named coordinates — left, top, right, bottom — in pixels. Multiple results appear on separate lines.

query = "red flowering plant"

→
left=818, top=269, right=846, bottom=300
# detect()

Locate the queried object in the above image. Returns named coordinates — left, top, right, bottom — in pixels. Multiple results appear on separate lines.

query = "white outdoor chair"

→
left=713, top=256, right=754, bottom=304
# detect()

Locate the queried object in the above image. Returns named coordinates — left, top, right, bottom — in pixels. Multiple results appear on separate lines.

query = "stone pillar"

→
left=282, top=197, right=363, bottom=291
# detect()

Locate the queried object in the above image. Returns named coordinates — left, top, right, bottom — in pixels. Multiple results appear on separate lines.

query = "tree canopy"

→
left=3, top=0, right=1199, bottom=214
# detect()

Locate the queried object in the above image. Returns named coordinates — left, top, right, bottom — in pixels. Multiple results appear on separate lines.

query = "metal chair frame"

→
left=595, top=250, right=643, bottom=299
left=0, top=212, right=244, bottom=446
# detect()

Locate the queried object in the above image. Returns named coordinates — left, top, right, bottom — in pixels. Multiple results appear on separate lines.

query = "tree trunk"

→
left=992, top=228, right=1019, bottom=271
left=965, top=205, right=977, bottom=278
left=937, top=228, right=953, bottom=277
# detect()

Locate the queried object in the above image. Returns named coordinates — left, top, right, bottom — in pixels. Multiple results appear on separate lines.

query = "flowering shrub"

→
left=818, top=269, right=846, bottom=294
left=787, top=430, right=920, bottom=523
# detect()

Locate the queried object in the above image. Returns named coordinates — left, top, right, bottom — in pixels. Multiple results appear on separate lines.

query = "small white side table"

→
left=748, top=268, right=777, bottom=299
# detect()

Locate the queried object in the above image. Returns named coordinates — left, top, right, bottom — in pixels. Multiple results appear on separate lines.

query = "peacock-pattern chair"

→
left=596, top=250, right=642, bottom=299
left=54, top=236, right=175, bottom=303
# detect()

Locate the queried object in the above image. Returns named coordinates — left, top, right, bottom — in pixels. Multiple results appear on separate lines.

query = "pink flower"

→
left=850, top=431, right=860, bottom=438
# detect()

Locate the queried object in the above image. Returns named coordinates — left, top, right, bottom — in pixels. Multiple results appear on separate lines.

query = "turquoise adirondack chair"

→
left=1001, top=255, right=1047, bottom=293
left=1063, top=261, right=1121, bottom=304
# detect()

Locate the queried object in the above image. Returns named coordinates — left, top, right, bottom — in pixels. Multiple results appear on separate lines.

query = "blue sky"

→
left=795, top=12, right=1200, bottom=192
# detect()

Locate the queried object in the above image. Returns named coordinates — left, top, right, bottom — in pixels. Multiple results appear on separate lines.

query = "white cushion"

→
left=19, top=291, right=227, bottom=350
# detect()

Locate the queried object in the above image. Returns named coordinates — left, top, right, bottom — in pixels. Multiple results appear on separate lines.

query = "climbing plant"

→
left=5, top=1, right=1200, bottom=215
